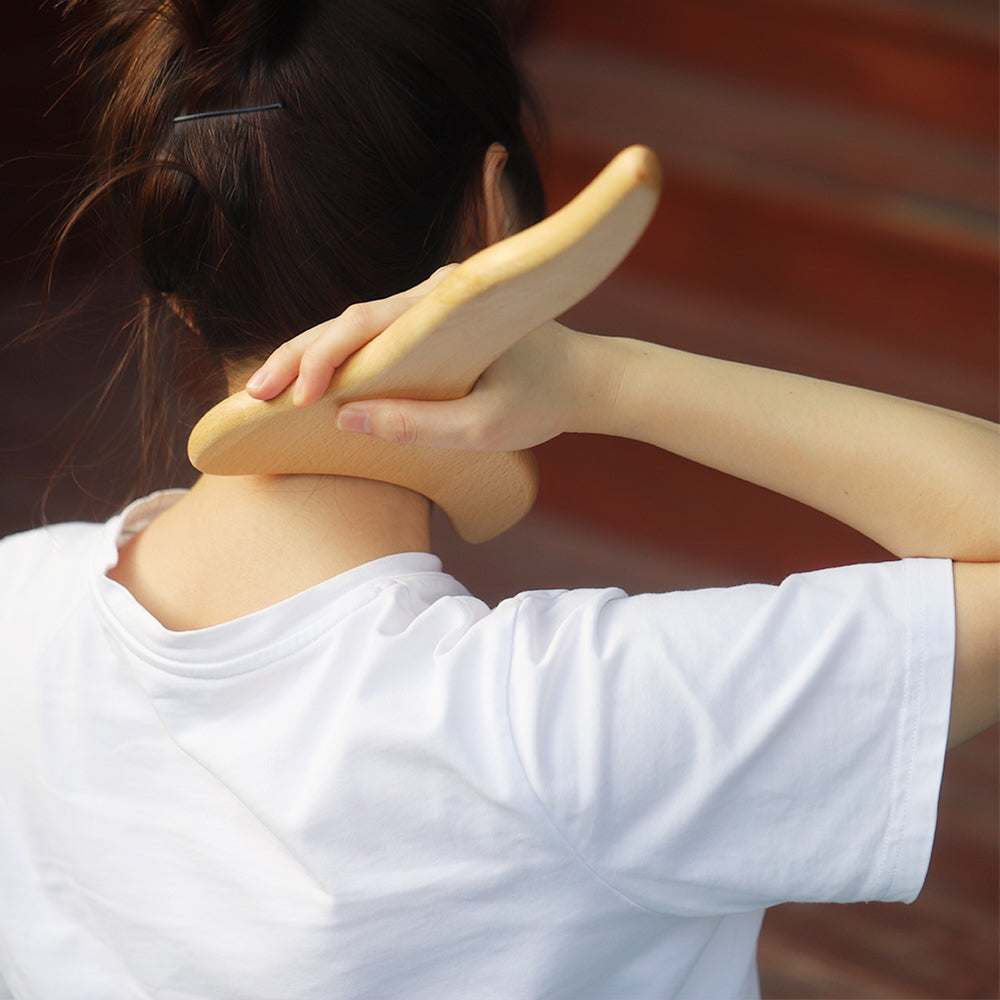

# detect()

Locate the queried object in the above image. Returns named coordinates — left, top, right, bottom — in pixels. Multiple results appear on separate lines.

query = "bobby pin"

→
left=173, top=102, right=284, bottom=124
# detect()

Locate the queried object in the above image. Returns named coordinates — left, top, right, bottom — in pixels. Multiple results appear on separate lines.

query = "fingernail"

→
left=292, top=376, right=307, bottom=407
left=246, top=368, right=268, bottom=392
left=338, top=409, right=371, bottom=434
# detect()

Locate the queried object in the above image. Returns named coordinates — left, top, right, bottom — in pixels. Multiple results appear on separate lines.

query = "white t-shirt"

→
left=0, top=492, right=954, bottom=1000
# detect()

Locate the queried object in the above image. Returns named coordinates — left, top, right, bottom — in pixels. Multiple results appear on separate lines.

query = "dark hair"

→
left=54, top=0, right=545, bottom=484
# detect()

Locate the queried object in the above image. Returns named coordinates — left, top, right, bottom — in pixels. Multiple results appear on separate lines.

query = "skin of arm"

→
left=247, top=301, right=999, bottom=748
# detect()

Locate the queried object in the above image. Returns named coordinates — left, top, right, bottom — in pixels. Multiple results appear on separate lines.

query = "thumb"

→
left=336, top=396, right=490, bottom=451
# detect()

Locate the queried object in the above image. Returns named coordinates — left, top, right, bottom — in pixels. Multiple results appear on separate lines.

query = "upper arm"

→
left=949, top=561, right=999, bottom=748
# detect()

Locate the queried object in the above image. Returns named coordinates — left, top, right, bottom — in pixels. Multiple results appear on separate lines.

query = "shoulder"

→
left=490, top=557, right=953, bottom=662
left=493, top=559, right=955, bottom=763
left=0, top=521, right=105, bottom=611
left=0, top=520, right=101, bottom=568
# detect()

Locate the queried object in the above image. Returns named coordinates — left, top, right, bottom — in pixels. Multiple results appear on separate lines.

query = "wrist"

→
left=563, top=333, right=647, bottom=437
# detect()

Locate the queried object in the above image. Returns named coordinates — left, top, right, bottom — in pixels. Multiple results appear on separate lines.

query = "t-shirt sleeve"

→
left=502, top=558, right=955, bottom=917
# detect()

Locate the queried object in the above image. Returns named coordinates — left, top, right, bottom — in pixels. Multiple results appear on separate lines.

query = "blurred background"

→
left=2, top=1, right=997, bottom=996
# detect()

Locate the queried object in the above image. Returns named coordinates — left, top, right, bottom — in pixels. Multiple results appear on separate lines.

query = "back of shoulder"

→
left=0, top=521, right=102, bottom=612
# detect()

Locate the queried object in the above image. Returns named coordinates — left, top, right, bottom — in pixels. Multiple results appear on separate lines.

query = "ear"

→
left=481, top=142, right=512, bottom=245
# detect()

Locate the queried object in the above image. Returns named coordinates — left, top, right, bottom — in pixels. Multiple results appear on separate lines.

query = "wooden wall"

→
left=521, top=0, right=998, bottom=583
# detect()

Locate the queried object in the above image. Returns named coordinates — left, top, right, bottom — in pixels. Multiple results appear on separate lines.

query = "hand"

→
left=332, top=321, right=599, bottom=452
left=246, top=268, right=615, bottom=454
left=245, top=265, right=458, bottom=407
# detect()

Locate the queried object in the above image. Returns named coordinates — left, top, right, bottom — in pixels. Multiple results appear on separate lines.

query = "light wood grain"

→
left=187, top=144, right=661, bottom=542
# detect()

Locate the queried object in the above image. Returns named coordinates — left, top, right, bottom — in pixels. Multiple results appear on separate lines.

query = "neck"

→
left=109, top=473, right=433, bottom=630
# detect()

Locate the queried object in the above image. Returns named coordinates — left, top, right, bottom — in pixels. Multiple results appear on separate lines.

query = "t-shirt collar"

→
left=92, top=490, right=450, bottom=676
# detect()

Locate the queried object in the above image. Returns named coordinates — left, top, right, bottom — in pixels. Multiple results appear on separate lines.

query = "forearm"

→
left=572, top=334, right=999, bottom=562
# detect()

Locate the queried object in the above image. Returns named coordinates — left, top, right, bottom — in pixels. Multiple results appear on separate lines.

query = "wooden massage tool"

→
left=187, top=145, right=662, bottom=543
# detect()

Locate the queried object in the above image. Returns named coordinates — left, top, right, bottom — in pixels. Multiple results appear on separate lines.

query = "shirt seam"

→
left=877, top=559, right=938, bottom=899
left=501, top=599, right=668, bottom=919
left=869, top=563, right=914, bottom=895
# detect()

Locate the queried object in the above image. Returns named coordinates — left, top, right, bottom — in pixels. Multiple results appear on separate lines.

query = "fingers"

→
left=294, top=301, right=386, bottom=406
left=245, top=300, right=397, bottom=405
left=333, top=322, right=582, bottom=452
left=245, top=327, right=323, bottom=401
left=245, top=264, right=459, bottom=405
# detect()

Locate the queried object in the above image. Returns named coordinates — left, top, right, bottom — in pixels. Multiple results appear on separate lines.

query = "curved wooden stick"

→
left=188, top=145, right=661, bottom=542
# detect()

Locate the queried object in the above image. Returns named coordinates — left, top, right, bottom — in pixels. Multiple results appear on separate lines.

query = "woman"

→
left=1, top=1, right=996, bottom=998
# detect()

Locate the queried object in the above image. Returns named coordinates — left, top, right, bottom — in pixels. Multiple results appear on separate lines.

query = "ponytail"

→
left=52, top=0, right=546, bottom=492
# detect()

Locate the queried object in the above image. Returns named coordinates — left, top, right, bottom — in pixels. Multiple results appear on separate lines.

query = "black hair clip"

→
left=173, top=102, right=284, bottom=124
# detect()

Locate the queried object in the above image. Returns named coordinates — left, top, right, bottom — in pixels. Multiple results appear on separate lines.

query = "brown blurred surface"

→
left=2, top=2, right=998, bottom=997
